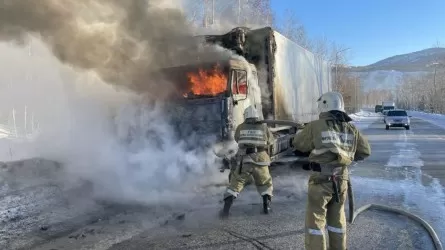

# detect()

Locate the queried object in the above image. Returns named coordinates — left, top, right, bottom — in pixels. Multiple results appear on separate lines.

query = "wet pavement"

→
left=1, top=113, right=445, bottom=250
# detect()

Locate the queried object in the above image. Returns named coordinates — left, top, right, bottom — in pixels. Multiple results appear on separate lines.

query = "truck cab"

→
left=153, top=59, right=261, bottom=142
left=153, top=58, right=301, bottom=171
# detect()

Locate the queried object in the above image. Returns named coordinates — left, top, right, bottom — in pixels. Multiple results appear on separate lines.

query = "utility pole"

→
left=12, top=108, right=17, bottom=138
left=202, top=0, right=207, bottom=28
left=428, top=62, right=444, bottom=112
left=202, top=0, right=215, bottom=27
left=238, top=0, right=241, bottom=25
left=202, top=0, right=207, bottom=27
left=355, top=75, right=361, bottom=111
left=434, top=66, right=437, bottom=88
left=211, top=0, right=214, bottom=25
left=24, top=105, right=27, bottom=135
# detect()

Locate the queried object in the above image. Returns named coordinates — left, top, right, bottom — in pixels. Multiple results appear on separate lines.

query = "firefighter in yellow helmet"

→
left=220, top=105, right=275, bottom=218
left=291, top=91, right=371, bottom=250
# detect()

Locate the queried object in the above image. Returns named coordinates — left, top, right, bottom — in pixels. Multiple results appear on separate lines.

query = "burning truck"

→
left=152, top=26, right=332, bottom=174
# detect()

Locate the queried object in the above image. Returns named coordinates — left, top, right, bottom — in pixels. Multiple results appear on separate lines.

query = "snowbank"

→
left=349, top=110, right=381, bottom=130
left=0, top=125, right=12, bottom=139
left=409, top=111, right=445, bottom=130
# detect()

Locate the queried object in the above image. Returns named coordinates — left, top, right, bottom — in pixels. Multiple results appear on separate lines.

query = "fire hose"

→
left=347, top=180, right=443, bottom=250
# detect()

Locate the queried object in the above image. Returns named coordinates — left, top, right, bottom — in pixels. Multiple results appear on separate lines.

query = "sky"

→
left=271, top=0, right=445, bottom=66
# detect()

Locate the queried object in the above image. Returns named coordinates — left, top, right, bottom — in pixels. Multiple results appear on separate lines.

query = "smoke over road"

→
left=0, top=0, right=233, bottom=98
left=0, top=0, right=233, bottom=205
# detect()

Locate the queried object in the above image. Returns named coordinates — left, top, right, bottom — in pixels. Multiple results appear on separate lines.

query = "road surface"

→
left=1, top=112, right=445, bottom=250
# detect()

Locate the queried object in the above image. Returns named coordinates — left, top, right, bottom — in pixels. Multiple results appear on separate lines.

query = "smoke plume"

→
left=0, top=0, right=234, bottom=99
left=0, top=0, right=235, bottom=205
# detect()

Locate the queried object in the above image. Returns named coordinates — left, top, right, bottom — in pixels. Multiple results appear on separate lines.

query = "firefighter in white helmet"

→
left=291, top=91, right=371, bottom=250
left=220, top=105, right=275, bottom=218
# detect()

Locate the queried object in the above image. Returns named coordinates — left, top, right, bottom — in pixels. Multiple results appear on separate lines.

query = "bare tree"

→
left=311, top=36, right=330, bottom=60
left=273, top=9, right=311, bottom=49
left=395, top=41, right=445, bottom=113
left=183, top=0, right=274, bottom=31
left=397, top=70, right=444, bottom=113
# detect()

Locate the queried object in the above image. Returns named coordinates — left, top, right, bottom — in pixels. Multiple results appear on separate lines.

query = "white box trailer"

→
left=382, top=101, right=396, bottom=113
left=204, top=27, right=332, bottom=124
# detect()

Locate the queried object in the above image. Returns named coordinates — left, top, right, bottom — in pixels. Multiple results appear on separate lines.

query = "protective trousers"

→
left=305, top=175, right=348, bottom=250
left=224, top=162, right=273, bottom=199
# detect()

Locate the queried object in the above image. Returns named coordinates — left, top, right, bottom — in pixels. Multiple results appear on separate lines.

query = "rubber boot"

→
left=262, top=194, right=271, bottom=214
left=220, top=195, right=234, bottom=219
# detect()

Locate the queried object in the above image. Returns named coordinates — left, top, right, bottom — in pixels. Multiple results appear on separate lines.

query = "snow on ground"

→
left=409, top=110, right=445, bottom=130
left=353, top=174, right=445, bottom=244
left=353, top=114, right=445, bottom=245
left=0, top=124, right=12, bottom=139
left=349, top=110, right=381, bottom=130
left=351, top=121, right=445, bottom=244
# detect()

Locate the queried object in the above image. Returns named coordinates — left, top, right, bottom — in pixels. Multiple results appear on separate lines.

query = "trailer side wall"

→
left=272, top=31, right=332, bottom=123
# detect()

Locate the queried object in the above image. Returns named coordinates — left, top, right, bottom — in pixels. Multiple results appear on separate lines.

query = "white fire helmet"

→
left=243, top=105, right=259, bottom=120
left=317, top=91, right=345, bottom=113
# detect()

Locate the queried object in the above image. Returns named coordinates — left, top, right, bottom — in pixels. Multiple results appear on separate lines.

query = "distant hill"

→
left=351, top=47, right=445, bottom=72
left=350, top=47, right=445, bottom=91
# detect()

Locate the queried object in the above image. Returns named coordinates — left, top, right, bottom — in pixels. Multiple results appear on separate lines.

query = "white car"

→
left=385, top=109, right=411, bottom=130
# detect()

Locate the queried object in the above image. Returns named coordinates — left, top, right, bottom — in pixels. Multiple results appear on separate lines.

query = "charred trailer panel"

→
left=268, top=30, right=332, bottom=123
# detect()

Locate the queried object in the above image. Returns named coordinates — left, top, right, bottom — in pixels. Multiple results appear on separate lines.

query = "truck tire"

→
left=405, top=125, right=410, bottom=130
left=385, top=125, right=389, bottom=130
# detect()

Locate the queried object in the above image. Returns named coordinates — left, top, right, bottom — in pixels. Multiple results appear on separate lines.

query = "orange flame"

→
left=185, top=64, right=227, bottom=97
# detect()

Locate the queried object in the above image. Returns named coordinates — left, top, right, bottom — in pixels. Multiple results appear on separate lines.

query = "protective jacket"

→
left=234, top=120, right=275, bottom=166
left=292, top=111, right=371, bottom=172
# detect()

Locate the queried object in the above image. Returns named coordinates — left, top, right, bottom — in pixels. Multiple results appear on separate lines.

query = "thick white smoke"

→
left=0, top=38, right=226, bottom=204
left=0, top=0, right=233, bottom=205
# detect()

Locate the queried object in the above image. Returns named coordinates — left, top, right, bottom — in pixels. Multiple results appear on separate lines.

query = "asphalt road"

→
left=1, top=114, right=445, bottom=250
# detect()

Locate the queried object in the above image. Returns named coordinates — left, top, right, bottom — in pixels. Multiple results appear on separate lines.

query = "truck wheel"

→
left=405, top=126, right=410, bottom=130
left=385, top=125, right=389, bottom=130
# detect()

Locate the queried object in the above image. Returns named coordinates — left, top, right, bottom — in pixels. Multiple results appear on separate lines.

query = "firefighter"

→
left=291, top=91, right=371, bottom=250
left=220, top=105, right=275, bottom=218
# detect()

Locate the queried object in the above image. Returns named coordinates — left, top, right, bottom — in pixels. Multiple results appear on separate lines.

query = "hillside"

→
left=350, top=47, right=445, bottom=91
left=351, top=47, right=445, bottom=72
